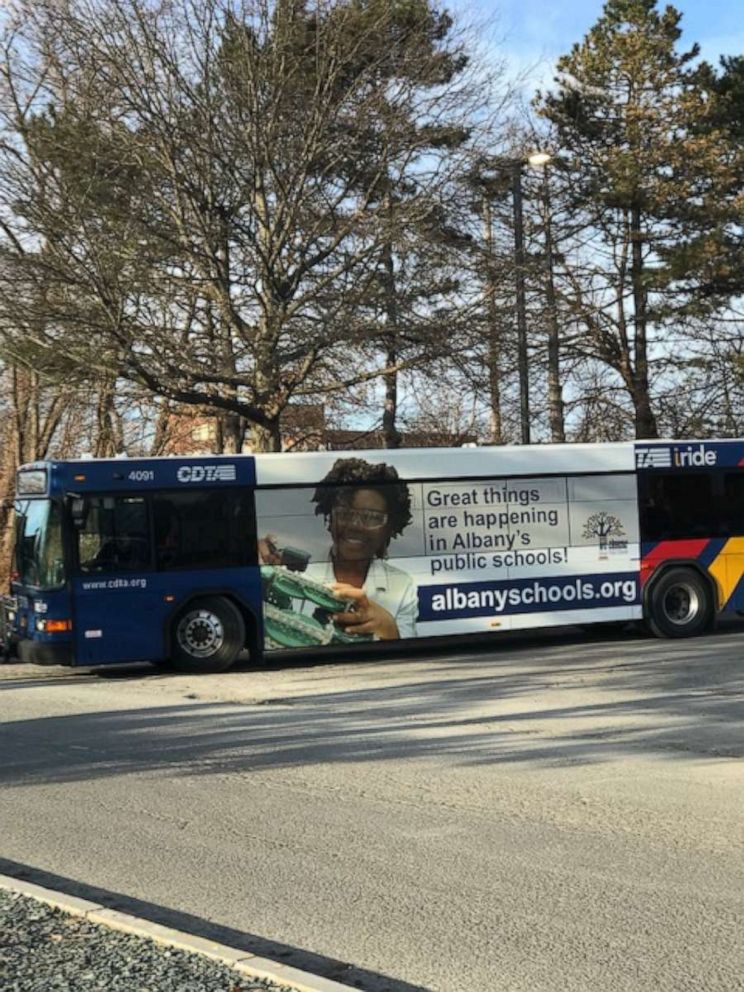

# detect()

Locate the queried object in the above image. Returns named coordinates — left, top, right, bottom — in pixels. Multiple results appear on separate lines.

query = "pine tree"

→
left=661, top=55, right=744, bottom=302
left=538, top=0, right=728, bottom=439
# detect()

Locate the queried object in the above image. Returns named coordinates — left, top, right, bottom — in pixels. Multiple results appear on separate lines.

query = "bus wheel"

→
left=647, top=568, right=712, bottom=638
left=171, top=597, right=245, bottom=673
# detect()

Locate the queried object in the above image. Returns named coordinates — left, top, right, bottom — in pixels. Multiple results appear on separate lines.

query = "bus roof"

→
left=20, top=438, right=744, bottom=495
left=18, top=455, right=256, bottom=494
left=252, top=442, right=637, bottom=485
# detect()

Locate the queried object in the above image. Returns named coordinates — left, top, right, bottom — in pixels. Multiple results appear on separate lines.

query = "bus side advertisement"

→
left=254, top=454, right=641, bottom=651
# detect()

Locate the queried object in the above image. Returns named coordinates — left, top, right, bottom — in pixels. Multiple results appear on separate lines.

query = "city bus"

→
left=2, top=439, right=743, bottom=672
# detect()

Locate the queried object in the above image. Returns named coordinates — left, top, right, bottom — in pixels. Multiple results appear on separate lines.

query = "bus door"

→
left=71, top=494, right=163, bottom=664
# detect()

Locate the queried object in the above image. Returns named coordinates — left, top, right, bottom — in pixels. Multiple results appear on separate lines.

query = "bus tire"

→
left=647, top=568, right=712, bottom=638
left=171, top=596, right=245, bottom=673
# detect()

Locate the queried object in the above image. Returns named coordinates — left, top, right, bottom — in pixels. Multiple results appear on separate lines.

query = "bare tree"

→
left=0, top=0, right=489, bottom=450
left=0, top=364, right=85, bottom=581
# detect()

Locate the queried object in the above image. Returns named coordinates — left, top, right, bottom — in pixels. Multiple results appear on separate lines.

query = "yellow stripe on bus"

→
left=707, top=537, right=744, bottom=608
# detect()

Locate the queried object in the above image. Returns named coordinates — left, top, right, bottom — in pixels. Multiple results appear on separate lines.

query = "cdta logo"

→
left=673, top=444, right=716, bottom=467
left=176, top=465, right=237, bottom=483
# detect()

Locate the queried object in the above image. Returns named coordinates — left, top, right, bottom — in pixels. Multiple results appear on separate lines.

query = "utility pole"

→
left=539, top=163, right=565, bottom=442
left=511, top=166, right=530, bottom=445
left=476, top=150, right=552, bottom=446
left=482, top=194, right=503, bottom=445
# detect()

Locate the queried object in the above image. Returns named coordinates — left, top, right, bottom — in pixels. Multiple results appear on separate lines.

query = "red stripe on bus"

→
left=640, top=539, right=710, bottom=585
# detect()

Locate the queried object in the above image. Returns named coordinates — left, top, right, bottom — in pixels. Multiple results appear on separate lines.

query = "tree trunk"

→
left=0, top=414, right=19, bottom=587
left=250, top=419, right=282, bottom=452
left=12, top=366, right=27, bottom=466
left=0, top=366, right=71, bottom=585
left=546, top=307, right=565, bottom=443
left=381, top=240, right=402, bottom=449
left=220, top=412, right=246, bottom=454
left=630, top=206, right=658, bottom=439
left=29, top=371, right=40, bottom=460
left=382, top=373, right=401, bottom=448
left=150, top=400, right=171, bottom=456
left=94, top=376, right=118, bottom=457
left=632, top=377, right=658, bottom=440
left=382, top=336, right=401, bottom=449
left=483, top=196, right=503, bottom=445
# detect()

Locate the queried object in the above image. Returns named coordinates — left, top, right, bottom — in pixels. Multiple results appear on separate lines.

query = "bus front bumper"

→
left=18, top=639, right=74, bottom=666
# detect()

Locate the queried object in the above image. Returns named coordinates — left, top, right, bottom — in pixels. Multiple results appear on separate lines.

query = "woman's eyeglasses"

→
left=332, top=506, right=388, bottom=529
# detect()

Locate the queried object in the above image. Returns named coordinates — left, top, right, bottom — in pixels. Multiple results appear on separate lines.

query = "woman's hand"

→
left=329, top=583, right=400, bottom=640
left=258, top=534, right=284, bottom=565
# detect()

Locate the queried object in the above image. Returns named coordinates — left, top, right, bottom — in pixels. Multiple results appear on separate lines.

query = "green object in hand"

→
left=263, top=603, right=332, bottom=648
left=261, top=565, right=373, bottom=648
left=261, top=565, right=351, bottom=611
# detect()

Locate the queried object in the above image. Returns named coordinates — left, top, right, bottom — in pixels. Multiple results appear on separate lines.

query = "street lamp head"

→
left=527, top=151, right=553, bottom=167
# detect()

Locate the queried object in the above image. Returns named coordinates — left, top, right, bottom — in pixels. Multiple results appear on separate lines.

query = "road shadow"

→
left=2, top=624, right=744, bottom=788
left=0, top=857, right=428, bottom=992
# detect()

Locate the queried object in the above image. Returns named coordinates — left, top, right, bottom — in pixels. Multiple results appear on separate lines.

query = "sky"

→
left=451, top=0, right=744, bottom=92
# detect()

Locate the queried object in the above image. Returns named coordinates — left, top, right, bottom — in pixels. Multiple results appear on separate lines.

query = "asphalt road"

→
left=1, top=624, right=743, bottom=991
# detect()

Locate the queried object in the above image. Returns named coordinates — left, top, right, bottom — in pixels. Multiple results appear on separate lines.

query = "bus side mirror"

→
left=70, top=496, right=88, bottom=529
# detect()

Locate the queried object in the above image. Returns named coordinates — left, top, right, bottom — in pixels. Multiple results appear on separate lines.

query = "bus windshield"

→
left=14, top=499, right=66, bottom=590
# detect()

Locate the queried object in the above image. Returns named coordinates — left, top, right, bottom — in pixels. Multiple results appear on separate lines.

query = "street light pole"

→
left=538, top=162, right=566, bottom=443
left=477, top=150, right=552, bottom=447
left=511, top=165, right=530, bottom=445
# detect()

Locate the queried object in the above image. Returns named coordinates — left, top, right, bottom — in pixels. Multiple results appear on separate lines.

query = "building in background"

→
left=161, top=404, right=477, bottom=454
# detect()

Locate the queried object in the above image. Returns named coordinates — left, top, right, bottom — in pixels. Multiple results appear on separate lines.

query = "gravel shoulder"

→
left=0, top=890, right=293, bottom=992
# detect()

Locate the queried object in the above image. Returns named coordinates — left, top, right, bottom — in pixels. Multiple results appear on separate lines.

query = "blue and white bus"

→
left=3, top=440, right=744, bottom=671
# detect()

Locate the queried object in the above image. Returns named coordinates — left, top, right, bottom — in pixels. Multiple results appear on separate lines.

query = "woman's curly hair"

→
left=312, top=457, right=413, bottom=544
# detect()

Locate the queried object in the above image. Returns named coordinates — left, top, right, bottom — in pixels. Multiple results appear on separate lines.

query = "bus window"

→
left=78, top=496, right=151, bottom=573
left=640, top=474, right=715, bottom=540
left=14, top=499, right=66, bottom=589
left=721, top=474, right=744, bottom=535
left=153, top=491, right=255, bottom=571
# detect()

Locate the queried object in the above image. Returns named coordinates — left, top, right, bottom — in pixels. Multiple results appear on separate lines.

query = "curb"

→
left=0, top=873, right=358, bottom=992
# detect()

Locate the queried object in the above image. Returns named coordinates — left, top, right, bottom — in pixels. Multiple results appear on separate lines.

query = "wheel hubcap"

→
left=662, top=583, right=699, bottom=626
left=177, top=609, right=224, bottom=657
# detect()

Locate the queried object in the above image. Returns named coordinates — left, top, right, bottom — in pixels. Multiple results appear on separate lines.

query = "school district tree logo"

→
left=582, top=513, right=627, bottom=553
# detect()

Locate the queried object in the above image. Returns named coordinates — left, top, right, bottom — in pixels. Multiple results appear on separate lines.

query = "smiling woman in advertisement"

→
left=259, top=457, right=418, bottom=642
